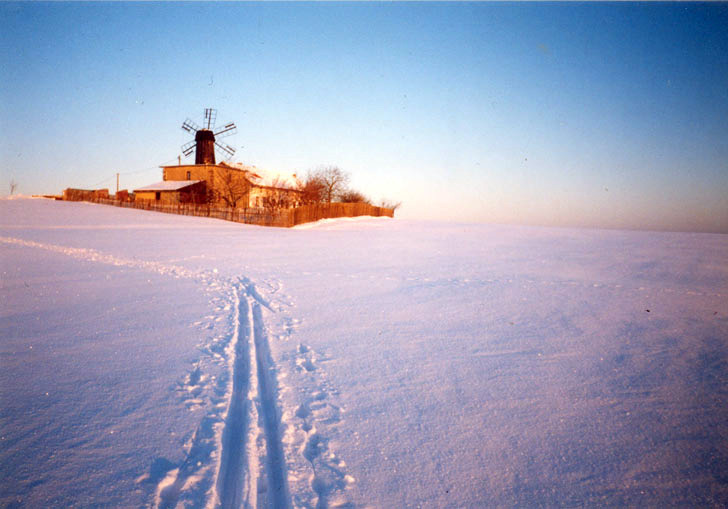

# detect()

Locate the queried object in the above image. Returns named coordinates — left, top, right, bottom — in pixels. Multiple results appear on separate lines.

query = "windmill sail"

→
left=214, top=122, right=237, bottom=138
left=180, top=109, right=237, bottom=164
left=181, top=119, right=200, bottom=134
left=181, top=140, right=197, bottom=157
left=204, top=108, right=217, bottom=130
left=215, top=141, right=235, bottom=159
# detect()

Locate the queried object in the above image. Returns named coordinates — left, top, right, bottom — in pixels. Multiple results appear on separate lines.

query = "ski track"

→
left=212, top=281, right=291, bottom=509
left=213, top=287, right=256, bottom=509
left=2, top=236, right=307, bottom=508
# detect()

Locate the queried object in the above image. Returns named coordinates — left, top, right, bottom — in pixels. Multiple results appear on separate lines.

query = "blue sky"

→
left=2, top=2, right=727, bottom=233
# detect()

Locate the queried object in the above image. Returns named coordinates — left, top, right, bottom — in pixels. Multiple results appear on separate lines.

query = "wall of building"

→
left=163, top=165, right=214, bottom=183
left=135, top=191, right=158, bottom=201
left=162, top=164, right=245, bottom=207
left=249, top=186, right=302, bottom=209
left=179, top=181, right=208, bottom=204
left=135, top=182, right=207, bottom=204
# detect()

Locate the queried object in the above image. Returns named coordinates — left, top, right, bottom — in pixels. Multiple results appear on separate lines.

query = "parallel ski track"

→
left=216, top=280, right=290, bottom=508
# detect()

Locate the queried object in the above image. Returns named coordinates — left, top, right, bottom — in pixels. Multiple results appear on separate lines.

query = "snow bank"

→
left=1, top=194, right=44, bottom=200
left=292, top=215, right=393, bottom=230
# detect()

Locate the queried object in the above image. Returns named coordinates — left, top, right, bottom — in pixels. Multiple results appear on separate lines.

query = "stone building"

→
left=136, top=162, right=302, bottom=209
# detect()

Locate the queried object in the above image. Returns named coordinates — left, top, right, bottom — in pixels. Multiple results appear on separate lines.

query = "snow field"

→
left=1, top=198, right=727, bottom=507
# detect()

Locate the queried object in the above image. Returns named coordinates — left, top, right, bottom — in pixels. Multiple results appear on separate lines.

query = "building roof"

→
left=156, top=162, right=303, bottom=191
left=134, top=180, right=202, bottom=192
left=223, top=162, right=302, bottom=189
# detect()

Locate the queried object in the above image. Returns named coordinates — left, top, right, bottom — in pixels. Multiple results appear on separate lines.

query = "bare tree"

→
left=212, top=167, right=251, bottom=209
left=298, top=172, right=326, bottom=204
left=9, top=179, right=18, bottom=195
left=310, top=166, right=350, bottom=203
left=339, top=189, right=371, bottom=204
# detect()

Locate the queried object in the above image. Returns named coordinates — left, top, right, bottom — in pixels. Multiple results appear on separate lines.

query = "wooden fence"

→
left=292, top=202, right=394, bottom=226
left=92, top=198, right=393, bottom=228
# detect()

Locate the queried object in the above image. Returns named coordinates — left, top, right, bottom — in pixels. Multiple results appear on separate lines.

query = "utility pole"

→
left=178, top=155, right=181, bottom=165
left=116, top=173, right=119, bottom=194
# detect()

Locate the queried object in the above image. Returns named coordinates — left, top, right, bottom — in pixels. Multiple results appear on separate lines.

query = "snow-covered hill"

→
left=1, top=198, right=726, bottom=507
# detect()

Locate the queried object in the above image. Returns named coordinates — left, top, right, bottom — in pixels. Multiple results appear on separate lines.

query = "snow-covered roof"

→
left=224, top=162, right=301, bottom=189
left=134, top=180, right=202, bottom=192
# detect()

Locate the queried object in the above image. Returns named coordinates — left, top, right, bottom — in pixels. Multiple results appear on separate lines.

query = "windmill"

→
left=181, top=108, right=237, bottom=165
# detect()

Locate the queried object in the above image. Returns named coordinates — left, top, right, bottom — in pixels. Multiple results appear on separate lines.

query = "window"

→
left=155, top=192, right=161, bottom=201
left=186, top=171, right=191, bottom=180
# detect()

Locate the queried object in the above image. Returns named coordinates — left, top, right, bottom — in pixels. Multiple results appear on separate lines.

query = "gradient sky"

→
left=2, top=2, right=727, bottom=233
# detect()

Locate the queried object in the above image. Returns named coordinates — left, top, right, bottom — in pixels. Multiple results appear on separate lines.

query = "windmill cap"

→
left=195, top=129, right=215, bottom=141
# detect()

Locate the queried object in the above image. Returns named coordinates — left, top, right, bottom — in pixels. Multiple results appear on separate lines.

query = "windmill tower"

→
left=181, top=108, right=237, bottom=165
